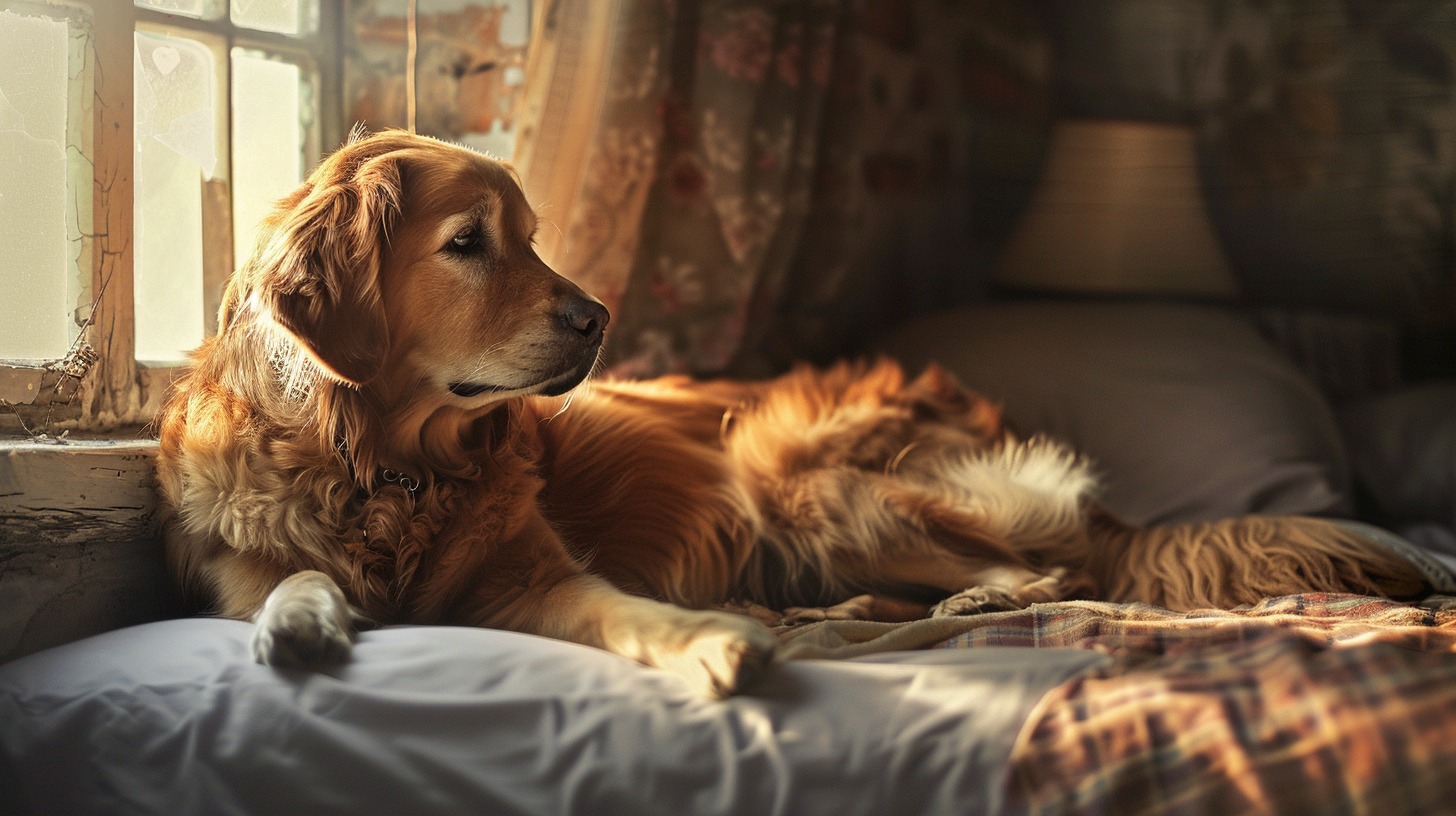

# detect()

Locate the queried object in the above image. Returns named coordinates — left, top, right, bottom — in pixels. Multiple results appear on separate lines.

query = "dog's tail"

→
left=1086, top=510, right=1432, bottom=611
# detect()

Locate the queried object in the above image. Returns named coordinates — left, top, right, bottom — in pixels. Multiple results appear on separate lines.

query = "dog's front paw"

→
left=251, top=571, right=355, bottom=669
left=252, top=605, right=353, bottom=668
left=646, top=610, right=777, bottom=699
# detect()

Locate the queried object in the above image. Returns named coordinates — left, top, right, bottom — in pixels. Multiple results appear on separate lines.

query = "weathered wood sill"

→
left=0, top=437, right=182, bottom=663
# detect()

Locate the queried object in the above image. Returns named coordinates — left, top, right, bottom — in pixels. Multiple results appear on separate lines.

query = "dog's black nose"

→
left=560, top=298, right=609, bottom=344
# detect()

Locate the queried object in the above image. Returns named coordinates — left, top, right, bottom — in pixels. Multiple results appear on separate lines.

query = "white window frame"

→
left=0, top=0, right=343, bottom=435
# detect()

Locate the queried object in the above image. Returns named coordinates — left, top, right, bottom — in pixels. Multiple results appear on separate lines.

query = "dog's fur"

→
left=155, top=132, right=1429, bottom=697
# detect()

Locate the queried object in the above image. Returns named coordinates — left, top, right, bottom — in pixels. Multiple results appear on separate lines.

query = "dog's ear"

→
left=250, top=149, right=401, bottom=386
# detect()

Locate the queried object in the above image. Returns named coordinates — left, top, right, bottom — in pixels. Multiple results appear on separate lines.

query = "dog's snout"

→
left=560, top=298, right=609, bottom=344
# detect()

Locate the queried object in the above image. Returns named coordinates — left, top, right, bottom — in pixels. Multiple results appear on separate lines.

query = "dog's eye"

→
left=447, top=228, right=483, bottom=254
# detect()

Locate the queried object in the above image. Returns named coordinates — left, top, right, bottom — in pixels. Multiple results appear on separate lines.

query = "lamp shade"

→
left=992, top=118, right=1239, bottom=298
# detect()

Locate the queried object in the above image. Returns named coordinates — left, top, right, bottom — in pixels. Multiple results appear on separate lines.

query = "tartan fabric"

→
left=934, top=594, right=1456, bottom=816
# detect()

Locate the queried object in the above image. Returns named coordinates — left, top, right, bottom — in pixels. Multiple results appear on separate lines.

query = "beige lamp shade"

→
left=993, top=119, right=1240, bottom=298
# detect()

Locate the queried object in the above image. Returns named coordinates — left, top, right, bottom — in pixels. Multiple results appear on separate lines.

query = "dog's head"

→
left=229, top=130, right=607, bottom=409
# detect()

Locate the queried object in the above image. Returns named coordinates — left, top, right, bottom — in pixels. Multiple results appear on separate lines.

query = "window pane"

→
left=231, top=48, right=310, bottom=269
left=232, top=0, right=319, bottom=37
left=134, top=30, right=218, bottom=364
left=0, top=9, right=82, bottom=360
left=134, top=0, right=224, bottom=21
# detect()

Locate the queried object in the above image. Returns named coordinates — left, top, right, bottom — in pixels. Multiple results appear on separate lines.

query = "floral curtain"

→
left=516, top=0, right=1038, bottom=377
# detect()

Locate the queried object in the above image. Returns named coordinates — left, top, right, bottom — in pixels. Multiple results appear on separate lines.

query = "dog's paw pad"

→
left=929, top=586, right=1021, bottom=618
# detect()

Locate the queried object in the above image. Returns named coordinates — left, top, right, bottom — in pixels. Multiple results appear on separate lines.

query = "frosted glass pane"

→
left=232, top=0, right=318, bottom=36
left=0, top=10, right=71, bottom=360
left=134, top=0, right=223, bottom=21
left=232, top=49, right=305, bottom=269
left=134, top=31, right=215, bottom=363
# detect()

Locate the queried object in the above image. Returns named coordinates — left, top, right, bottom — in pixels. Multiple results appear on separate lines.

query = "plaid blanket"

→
left=933, top=594, right=1456, bottom=816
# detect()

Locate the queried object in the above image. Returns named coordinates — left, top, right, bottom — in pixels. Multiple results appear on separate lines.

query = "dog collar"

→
left=376, top=466, right=422, bottom=495
left=336, top=437, right=423, bottom=497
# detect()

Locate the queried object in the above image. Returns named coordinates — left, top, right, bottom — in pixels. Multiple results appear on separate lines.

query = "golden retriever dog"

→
left=155, top=131, right=1429, bottom=698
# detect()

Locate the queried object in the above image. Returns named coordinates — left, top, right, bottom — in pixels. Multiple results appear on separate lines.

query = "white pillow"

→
left=0, top=618, right=1105, bottom=816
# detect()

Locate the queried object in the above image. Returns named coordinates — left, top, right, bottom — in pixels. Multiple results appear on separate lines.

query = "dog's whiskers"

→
left=543, top=348, right=606, bottom=422
left=588, top=346, right=608, bottom=381
left=545, top=391, right=576, bottom=421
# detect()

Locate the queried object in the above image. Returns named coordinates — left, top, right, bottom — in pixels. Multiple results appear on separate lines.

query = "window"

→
left=0, top=0, right=341, bottom=433
left=0, top=3, right=91, bottom=408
